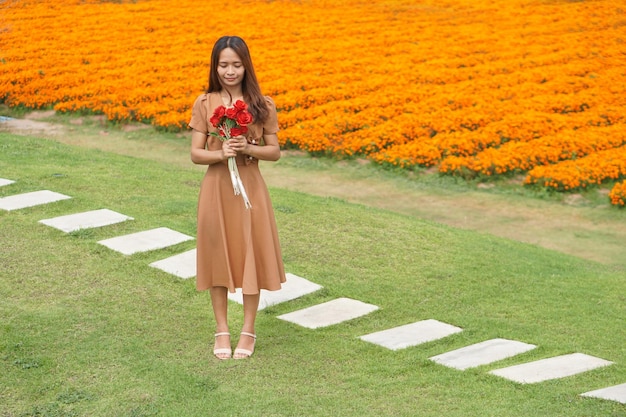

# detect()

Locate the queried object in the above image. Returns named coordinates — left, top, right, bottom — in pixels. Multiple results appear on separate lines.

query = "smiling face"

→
left=217, top=47, right=245, bottom=89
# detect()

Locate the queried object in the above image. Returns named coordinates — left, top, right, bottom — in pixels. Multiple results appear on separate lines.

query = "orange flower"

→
left=609, top=181, right=626, bottom=207
left=1, top=0, right=625, bottom=201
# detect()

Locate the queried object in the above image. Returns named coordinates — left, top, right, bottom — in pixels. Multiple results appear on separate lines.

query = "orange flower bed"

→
left=609, top=181, right=626, bottom=207
left=1, top=0, right=625, bottom=204
left=440, top=124, right=626, bottom=176
left=525, top=145, right=626, bottom=191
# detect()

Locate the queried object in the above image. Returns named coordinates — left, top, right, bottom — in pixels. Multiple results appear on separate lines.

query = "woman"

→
left=189, top=36, right=286, bottom=360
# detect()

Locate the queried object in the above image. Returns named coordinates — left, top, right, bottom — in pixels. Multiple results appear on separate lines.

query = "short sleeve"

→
left=188, top=94, right=208, bottom=134
left=263, top=96, right=279, bottom=135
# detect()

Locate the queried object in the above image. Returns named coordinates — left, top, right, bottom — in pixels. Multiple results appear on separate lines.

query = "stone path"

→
left=489, top=353, right=614, bottom=384
left=0, top=178, right=15, bottom=187
left=430, top=338, right=537, bottom=370
left=581, top=382, right=626, bottom=404
left=2, top=174, right=624, bottom=406
left=98, top=227, right=194, bottom=255
left=360, top=319, right=462, bottom=351
left=277, top=297, right=379, bottom=329
left=0, top=190, right=71, bottom=211
left=228, top=273, right=323, bottom=310
left=40, top=208, right=133, bottom=232
left=150, top=248, right=197, bottom=279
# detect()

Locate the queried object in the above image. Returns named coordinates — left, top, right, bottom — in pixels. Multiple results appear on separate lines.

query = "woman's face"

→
left=217, top=47, right=245, bottom=89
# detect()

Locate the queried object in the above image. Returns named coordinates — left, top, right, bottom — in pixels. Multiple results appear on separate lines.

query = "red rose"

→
left=233, top=100, right=247, bottom=113
left=236, top=110, right=253, bottom=126
left=214, top=105, right=226, bottom=117
left=225, top=107, right=238, bottom=119
left=210, top=106, right=226, bottom=127
left=210, top=114, right=222, bottom=127
left=230, top=126, right=248, bottom=137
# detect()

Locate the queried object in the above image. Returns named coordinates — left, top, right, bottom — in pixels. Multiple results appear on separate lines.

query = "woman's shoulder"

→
left=194, top=92, right=213, bottom=102
left=192, top=93, right=208, bottom=106
left=194, top=91, right=222, bottom=101
left=263, top=95, right=276, bottom=108
left=192, top=92, right=222, bottom=113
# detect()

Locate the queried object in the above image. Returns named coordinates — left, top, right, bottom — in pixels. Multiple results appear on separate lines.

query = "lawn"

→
left=1, top=132, right=625, bottom=416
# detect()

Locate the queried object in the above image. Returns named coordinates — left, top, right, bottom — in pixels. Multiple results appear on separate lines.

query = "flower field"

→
left=1, top=0, right=625, bottom=204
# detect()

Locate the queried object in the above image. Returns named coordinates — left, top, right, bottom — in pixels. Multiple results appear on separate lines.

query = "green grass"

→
left=1, top=133, right=625, bottom=416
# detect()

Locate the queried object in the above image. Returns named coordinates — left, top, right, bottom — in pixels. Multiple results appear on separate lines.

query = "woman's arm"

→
left=190, top=129, right=236, bottom=165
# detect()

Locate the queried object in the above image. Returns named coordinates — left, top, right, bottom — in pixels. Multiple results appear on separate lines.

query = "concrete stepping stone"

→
left=0, top=190, right=71, bottom=211
left=149, top=249, right=196, bottom=279
left=277, top=297, right=379, bottom=329
left=0, top=178, right=15, bottom=187
left=228, top=273, right=323, bottom=310
left=360, top=319, right=462, bottom=350
left=581, top=382, right=626, bottom=404
left=489, top=353, right=613, bottom=384
left=39, top=208, right=133, bottom=232
left=98, top=227, right=194, bottom=255
left=429, top=338, right=537, bottom=370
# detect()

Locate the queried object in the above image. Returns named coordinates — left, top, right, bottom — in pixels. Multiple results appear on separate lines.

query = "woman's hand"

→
left=222, top=139, right=238, bottom=159
left=221, top=134, right=280, bottom=162
left=226, top=135, right=249, bottom=154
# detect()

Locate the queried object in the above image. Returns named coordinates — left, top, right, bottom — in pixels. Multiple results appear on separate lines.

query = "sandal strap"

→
left=233, top=348, right=253, bottom=357
left=233, top=333, right=256, bottom=359
left=214, top=333, right=232, bottom=359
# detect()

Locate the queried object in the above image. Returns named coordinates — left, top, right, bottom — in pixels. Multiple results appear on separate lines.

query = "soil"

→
left=2, top=111, right=625, bottom=268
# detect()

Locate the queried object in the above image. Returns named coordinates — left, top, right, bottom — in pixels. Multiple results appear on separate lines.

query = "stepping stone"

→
left=581, top=382, right=626, bottom=404
left=39, top=208, right=133, bottom=233
left=0, top=190, right=71, bottom=211
left=149, top=249, right=196, bottom=279
left=489, top=353, right=613, bottom=384
left=228, top=273, right=323, bottom=310
left=0, top=178, right=15, bottom=187
left=360, top=319, right=462, bottom=351
left=277, top=297, right=378, bottom=329
left=429, top=338, right=537, bottom=370
left=98, top=227, right=194, bottom=255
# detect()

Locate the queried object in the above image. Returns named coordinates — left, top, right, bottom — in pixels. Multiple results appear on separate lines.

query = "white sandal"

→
left=233, top=332, right=256, bottom=359
left=213, top=332, right=232, bottom=360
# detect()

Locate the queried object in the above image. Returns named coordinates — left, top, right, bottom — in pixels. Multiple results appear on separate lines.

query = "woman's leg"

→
left=234, top=293, right=260, bottom=358
left=210, top=286, right=231, bottom=358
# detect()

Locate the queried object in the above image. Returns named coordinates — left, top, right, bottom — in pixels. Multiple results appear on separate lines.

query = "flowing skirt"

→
left=196, top=159, right=286, bottom=294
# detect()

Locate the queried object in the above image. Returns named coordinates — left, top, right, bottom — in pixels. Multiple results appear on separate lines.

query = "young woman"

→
left=189, top=36, right=286, bottom=360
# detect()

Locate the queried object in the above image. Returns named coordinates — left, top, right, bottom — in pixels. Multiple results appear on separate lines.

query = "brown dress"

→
left=189, top=92, right=286, bottom=294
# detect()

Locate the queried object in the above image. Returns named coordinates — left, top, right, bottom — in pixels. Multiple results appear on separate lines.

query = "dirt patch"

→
left=68, top=115, right=107, bottom=126
left=564, top=193, right=585, bottom=206
left=24, top=110, right=56, bottom=120
left=0, top=117, right=65, bottom=136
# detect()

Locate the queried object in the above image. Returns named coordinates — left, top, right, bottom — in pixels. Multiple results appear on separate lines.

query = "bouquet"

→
left=210, top=100, right=253, bottom=209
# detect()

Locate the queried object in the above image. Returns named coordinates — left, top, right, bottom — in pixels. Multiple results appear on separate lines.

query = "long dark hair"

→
left=207, top=36, right=269, bottom=124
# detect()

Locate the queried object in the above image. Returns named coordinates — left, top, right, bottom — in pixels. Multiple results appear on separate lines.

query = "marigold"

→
left=1, top=0, right=625, bottom=202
